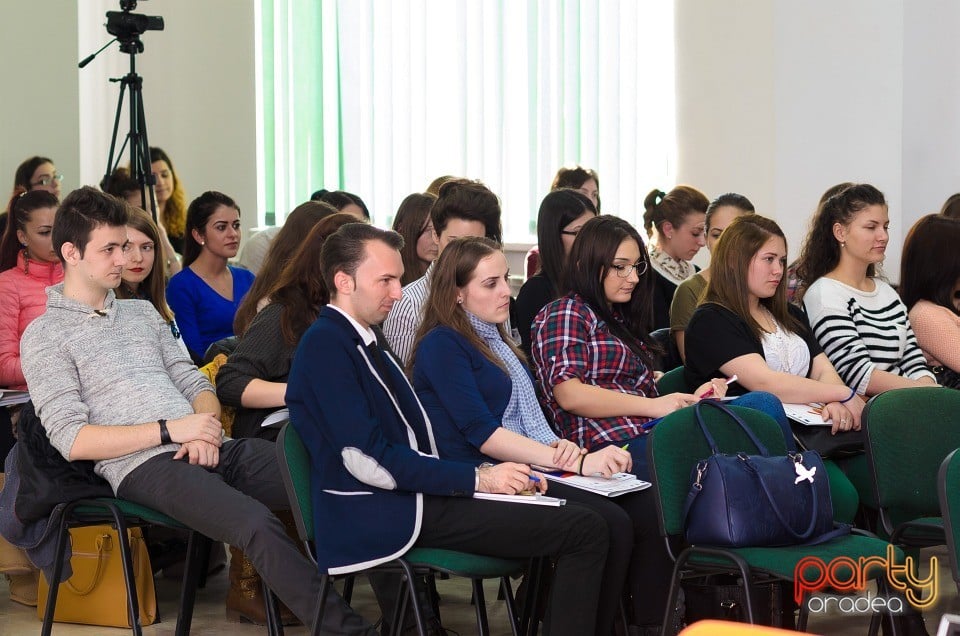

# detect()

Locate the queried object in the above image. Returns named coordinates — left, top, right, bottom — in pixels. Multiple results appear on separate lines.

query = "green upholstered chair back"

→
left=647, top=403, right=788, bottom=537
left=863, top=386, right=960, bottom=530
left=276, top=423, right=315, bottom=544
left=656, top=366, right=691, bottom=395
left=938, top=449, right=960, bottom=590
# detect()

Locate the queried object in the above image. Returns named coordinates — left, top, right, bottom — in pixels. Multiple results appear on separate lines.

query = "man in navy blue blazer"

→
left=287, top=223, right=609, bottom=635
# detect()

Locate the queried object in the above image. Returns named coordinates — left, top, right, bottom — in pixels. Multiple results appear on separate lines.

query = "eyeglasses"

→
left=31, top=173, right=63, bottom=187
left=560, top=228, right=581, bottom=237
left=611, top=260, right=649, bottom=278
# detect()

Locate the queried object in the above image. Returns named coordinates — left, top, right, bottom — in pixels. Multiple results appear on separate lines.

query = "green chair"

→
left=276, top=423, right=530, bottom=636
left=41, top=497, right=284, bottom=636
left=937, top=449, right=960, bottom=595
left=656, top=366, right=690, bottom=395
left=862, top=387, right=960, bottom=546
left=647, top=403, right=904, bottom=635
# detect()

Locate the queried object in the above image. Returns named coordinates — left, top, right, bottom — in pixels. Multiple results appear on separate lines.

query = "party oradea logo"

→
left=794, top=545, right=938, bottom=614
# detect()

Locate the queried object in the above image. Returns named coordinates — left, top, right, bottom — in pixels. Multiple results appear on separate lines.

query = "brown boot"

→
left=225, top=546, right=300, bottom=625
left=7, top=570, right=39, bottom=607
left=0, top=475, right=34, bottom=576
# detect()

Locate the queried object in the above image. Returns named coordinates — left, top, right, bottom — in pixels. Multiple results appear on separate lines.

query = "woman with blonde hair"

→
left=149, top=147, right=188, bottom=253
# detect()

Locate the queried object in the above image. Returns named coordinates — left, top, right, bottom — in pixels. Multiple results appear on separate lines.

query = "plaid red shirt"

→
left=531, top=293, right=659, bottom=448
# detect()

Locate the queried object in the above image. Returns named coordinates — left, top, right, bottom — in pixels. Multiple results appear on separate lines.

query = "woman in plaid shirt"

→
left=532, top=216, right=785, bottom=479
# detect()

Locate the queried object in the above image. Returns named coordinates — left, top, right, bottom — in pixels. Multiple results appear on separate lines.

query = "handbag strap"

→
left=743, top=454, right=819, bottom=540
left=65, top=532, right=111, bottom=596
left=694, top=399, right=770, bottom=457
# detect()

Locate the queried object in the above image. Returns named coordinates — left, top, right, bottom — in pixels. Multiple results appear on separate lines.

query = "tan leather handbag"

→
left=37, top=525, right=157, bottom=627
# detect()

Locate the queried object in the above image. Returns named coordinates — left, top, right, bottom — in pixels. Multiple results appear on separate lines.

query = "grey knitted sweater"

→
left=20, top=284, right=213, bottom=491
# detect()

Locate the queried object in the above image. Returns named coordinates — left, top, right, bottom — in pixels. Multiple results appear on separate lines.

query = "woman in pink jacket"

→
left=0, top=190, right=63, bottom=389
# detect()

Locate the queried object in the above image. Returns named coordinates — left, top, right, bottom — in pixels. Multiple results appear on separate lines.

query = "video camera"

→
left=106, top=0, right=163, bottom=43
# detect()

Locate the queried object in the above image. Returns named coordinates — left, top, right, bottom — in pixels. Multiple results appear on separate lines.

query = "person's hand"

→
left=477, top=462, right=537, bottom=495
left=694, top=378, right=729, bottom=400
left=645, top=393, right=698, bottom=418
left=550, top=439, right=585, bottom=470
left=168, top=413, right=223, bottom=446
left=822, top=402, right=858, bottom=435
left=582, top=445, right=632, bottom=477
left=173, top=439, right=220, bottom=467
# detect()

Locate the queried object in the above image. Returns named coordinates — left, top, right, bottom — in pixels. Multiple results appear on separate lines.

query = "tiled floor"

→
left=3, top=545, right=960, bottom=635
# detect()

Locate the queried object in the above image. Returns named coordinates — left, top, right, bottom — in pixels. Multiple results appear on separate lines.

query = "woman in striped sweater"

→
left=795, top=183, right=936, bottom=397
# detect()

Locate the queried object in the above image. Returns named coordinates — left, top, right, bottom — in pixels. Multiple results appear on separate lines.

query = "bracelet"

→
left=839, top=387, right=857, bottom=404
left=576, top=454, right=585, bottom=476
left=158, top=419, right=172, bottom=445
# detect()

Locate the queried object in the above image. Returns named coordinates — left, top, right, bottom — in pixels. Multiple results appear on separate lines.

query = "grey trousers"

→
left=117, top=438, right=376, bottom=634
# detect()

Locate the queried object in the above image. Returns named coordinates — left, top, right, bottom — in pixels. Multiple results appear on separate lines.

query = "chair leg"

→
left=343, top=574, right=355, bottom=604
left=500, top=576, right=520, bottom=636
left=520, top=557, right=544, bottom=636
left=40, top=512, right=73, bottom=636
left=106, top=507, right=143, bottom=635
left=312, top=574, right=332, bottom=636
left=262, top=578, right=285, bottom=636
left=397, top=560, right=428, bottom=636
left=195, top=535, right=213, bottom=590
left=472, top=578, right=490, bottom=636
left=175, top=532, right=209, bottom=636
left=659, top=559, right=686, bottom=636
left=796, top=591, right=810, bottom=632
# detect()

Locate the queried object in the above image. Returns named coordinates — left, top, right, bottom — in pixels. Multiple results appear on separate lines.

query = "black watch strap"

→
left=158, top=419, right=172, bottom=445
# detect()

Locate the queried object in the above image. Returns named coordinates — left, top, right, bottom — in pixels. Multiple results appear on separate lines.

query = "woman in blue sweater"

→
left=411, top=236, right=673, bottom=636
left=166, top=191, right=254, bottom=362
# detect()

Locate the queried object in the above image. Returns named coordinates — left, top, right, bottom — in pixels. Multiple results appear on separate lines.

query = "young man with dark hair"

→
left=287, top=222, right=608, bottom=636
left=21, top=186, right=375, bottom=634
left=383, top=179, right=504, bottom=364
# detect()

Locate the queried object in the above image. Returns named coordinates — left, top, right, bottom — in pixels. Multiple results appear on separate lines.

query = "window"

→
left=257, top=0, right=675, bottom=240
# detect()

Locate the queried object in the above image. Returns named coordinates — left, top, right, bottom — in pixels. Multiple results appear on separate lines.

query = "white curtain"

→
left=258, top=0, right=676, bottom=240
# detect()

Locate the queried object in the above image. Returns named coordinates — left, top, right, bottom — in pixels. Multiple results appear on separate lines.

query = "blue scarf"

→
left=467, top=312, right=557, bottom=445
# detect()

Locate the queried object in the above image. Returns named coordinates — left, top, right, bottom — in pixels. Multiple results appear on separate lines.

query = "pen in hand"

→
left=699, top=374, right=738, bottom=399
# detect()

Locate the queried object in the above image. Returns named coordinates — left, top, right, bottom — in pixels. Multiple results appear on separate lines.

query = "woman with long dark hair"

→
left=0, top=191, right=62, bottom=389
left=411, top=236, right=655, bottom=635
left=795, top=183, right=936, bottom=396
left=642, top=186, right=708, bottom=330
left=515, top=189, right=597, bottom=357
left=900, top=214, right=960, bottom=385
left=233, top=200, right=337, bottom=336
left=392, top=192, right=438, bottom=285
left=217, top=213, right=358, bottom=440
left=166, top=191, right=254, bottom=362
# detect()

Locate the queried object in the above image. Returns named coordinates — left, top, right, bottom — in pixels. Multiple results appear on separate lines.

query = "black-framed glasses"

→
left=611, top=260, right=648, bottom=278
left=31, top=173, right=63, bottom=187
left=560, top=228, right=581, bottom=237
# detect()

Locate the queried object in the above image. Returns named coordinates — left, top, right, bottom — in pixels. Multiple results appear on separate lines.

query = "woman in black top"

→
left=515, top=190, right=597, bottom=357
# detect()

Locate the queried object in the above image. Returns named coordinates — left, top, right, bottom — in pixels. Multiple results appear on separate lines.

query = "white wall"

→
left=677, top=0, right=960, bottom=282
left=0, top=3, right=80, bottom=202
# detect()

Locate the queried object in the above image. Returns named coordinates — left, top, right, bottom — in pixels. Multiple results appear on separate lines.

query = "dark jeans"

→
left=117, top=438, right=376, bottom=634
left=415, top=495, right=609, bottom=636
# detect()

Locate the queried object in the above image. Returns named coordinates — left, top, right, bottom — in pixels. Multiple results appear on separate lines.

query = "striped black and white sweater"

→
left=802, top=277, right=935, bottom=394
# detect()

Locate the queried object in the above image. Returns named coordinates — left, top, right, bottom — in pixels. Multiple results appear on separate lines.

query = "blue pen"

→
left=528, top=475, right=541, bottom=483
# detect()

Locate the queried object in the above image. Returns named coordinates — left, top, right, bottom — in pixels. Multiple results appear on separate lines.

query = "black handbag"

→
left=683, top=400, right=842, bottom=547
left=790, top=423, right=865, bottom=459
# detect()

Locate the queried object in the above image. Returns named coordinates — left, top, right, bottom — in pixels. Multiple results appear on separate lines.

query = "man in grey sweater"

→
left=20, top=186, right=375, bottom=634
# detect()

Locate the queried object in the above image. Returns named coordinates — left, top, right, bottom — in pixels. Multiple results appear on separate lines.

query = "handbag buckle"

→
left=693, top=461, right=707, bottom=489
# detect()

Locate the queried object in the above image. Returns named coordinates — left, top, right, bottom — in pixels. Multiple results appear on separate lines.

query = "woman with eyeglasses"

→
left=670, top=193, right=755, bottom=361
left=4, top=156, right=62, bottom=213
left=392, top=192, right=438, bottom=285
left=516, top=189, right=597, bottom=358
left=531, top=216, right=783, bottom=479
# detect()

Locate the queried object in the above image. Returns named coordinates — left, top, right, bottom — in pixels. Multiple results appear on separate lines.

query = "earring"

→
left=457, top=298, right=463, bottom=305
left=840, top=241, right=846, bottom=248
left=200, top=240, right=205, bottom=246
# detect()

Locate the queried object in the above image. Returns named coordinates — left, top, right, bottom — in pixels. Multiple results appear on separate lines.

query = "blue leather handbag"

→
left=682, top=400, right=839, bottom=548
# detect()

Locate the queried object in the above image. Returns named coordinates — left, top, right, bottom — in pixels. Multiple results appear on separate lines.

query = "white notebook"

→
left=783, top=402, right=832, bottom=426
